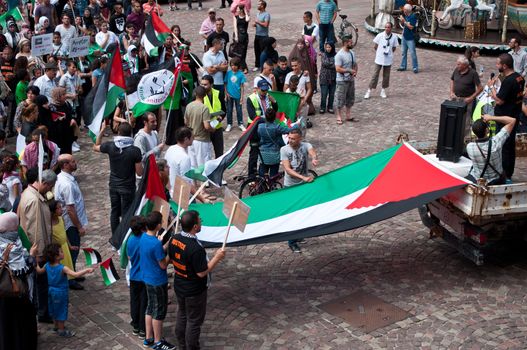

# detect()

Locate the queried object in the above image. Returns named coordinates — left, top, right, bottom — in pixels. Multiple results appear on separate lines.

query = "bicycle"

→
left=237, top=170, right=319, bottom=198
left=337, top=14, right=359, bottom=47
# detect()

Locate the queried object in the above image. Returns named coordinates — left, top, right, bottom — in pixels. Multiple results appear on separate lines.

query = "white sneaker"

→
left=225, top=124, right=232, bottom=132
left=221, top=179, right=227, bottom=185
left=72, top=141, right=80, bottom=152
left=252, top=67, right=259, bottom=72
left=238, top=125, right=246, bottom=132
left=364, top=89, right=371, bottom=99
left=380, top=89, right=387, bottom=98
left=198, top=6, right=202, bottom=10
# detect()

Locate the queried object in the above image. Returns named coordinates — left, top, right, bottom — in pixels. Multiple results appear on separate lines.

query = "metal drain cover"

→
left=318, top=291, right=410, bottom=333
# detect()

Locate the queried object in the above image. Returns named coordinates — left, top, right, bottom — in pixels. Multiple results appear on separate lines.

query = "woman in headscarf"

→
left=4, top=17, right=21, bottom=51
left=259, top=36, right=278, bottom=71
left=0, top=212, right=38, bottom=350
left=319, top=41, right=336, bottom=114
left=15, top=39, right=35, bottom=63
left=48, top=87, right=76, bottom=154
left=37, top=16, right=54, bottom=34
left=288, top=38, right=317, bottom=115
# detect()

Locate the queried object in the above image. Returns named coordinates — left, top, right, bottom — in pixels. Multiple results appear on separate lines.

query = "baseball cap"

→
left=257, top=79, right=270, bottom=91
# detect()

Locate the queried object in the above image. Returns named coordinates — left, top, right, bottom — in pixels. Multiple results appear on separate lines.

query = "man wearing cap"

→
left=246, top=79, right=277, bottom=176
left=4, top=19, right=21, bottom=51
left=199, top=9, right=217, bottom=51
left=34, top=62, right=59, bottom=101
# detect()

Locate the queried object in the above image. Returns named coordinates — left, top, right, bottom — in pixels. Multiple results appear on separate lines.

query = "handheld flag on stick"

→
left=141, top=12, right=171, bottom=57
left=82, top=248, right=102, bottom=267
left=100, top=257, right=120, bottom=286
left=38, top=135, right=44, bottom=183
left=83, top=45, right=126, bottom=142
left=221, top=187, right=250, bottom=249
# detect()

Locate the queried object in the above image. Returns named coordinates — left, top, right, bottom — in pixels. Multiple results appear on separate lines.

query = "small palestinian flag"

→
left=141, top=11, right=171, bottom=57
left=82, top=248, right=102, bottom=267
left=100, top=257, right=120, bottom=286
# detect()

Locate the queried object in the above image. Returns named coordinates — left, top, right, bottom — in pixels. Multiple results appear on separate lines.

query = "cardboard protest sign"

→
left=222, top=187, right=250, bottom=233
left=31, top=33, right=53, bottom=56
left=172, top=176, right=191, bottom=211
left=68, top=36, right=90, bottom=58
left=152, top=196, right=170, bottom=229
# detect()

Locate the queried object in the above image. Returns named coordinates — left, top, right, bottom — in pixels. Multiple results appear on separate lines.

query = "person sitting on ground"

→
left=466, top=114, right=516, bottom=185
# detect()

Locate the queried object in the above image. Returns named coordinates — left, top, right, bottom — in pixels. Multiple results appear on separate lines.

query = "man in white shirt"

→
left=364, top=22, right=398, bottom=99
left=54, top=154, right=88, bottom=290
left=284, top=57, right=312, bottom=97
left=34, top=62, right=59, bottom=100
left=508, top=36, right=527, bottom=78
left=95, top=21, right=119, bottom=50
left=164, top=126, right=209, bottom=203
left=55, top=14, right=77, bottom=52
left=133, top=112, right=165, bottom=162
left=202, top=37, right=228, bottom=105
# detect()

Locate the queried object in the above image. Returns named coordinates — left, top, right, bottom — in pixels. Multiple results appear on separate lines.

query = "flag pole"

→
left=163, top=68, right=180, bottom=142
left=222, top=202, right=237, bottom=250
left=172, top=33, right=204, bottom=71
left=172, top=185, right=184, bottom=234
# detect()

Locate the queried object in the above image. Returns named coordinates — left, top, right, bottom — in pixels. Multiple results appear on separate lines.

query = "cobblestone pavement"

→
left=37, top=0, right=527, bottom=349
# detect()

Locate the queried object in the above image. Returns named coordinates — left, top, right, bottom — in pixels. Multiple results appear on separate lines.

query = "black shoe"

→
left=69, top=281, right=84, bottom=290
left=288, top=243, right=301, bottom=253
left=319, top=108, right=325, bottom=114
left=328, top=109, right=334, bottom=114
left=75, top=277, right=86, bottom=282
left=38, top=316, right=54, bottom=324
left=396, top=67, right=406, bottom=71
left=220, top=4, right=226, bottom=8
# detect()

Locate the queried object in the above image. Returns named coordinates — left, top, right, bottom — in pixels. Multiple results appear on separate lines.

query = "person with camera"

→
left=364, top=22, right=398, bottom=100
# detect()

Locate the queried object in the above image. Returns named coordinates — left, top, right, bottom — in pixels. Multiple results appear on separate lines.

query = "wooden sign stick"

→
left=189, top=180, right=208, bottom=203
left=172, top=185, right=185, bottom=235
left=222, top=202, right=238, bottom=250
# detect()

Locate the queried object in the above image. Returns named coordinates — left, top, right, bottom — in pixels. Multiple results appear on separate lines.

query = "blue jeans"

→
left=226, top=97, right=243, bottom=125
left=319, top=23, right=335, bottom=52
left=399, top=38, right=418, bottom=71
left=320, top=83, right=336, bottom=110
left=259, top=163, right=279, bottom=177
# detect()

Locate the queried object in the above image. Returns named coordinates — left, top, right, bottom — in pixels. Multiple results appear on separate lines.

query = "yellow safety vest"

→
left=204, top=88, right=222, bottom=129
left=248, top=92, right=266, bottom=124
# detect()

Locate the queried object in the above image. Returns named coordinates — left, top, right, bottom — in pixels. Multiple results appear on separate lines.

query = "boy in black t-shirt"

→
left=168, top=210, right=225, bottom=350
left=273, top=56, right=292, bottom=92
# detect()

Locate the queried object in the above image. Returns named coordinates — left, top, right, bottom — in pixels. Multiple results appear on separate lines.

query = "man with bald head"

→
left=54, top=153, right=88, bottom=290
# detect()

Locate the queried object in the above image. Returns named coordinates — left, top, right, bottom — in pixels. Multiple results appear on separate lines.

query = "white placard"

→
left=68, top=36, right=90, bottom=58
left=31, top=33, right=53, bottom=56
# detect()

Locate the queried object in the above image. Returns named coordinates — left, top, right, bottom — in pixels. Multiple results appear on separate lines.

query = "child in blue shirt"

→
left=139, top=211, right=174, bottom=350
left=127, top=216, right=147, bottom=339
left=224, top=57, right=247, bottom=132
left=36, top=243, right=95, bottom=338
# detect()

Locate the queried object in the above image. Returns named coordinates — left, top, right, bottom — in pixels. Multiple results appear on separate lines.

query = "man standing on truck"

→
left=466, top=114, right=516, bottom=185
left=487, top=53, right=525, bottom=183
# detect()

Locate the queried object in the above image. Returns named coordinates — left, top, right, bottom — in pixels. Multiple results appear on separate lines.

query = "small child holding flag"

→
left=36, top=243, right=95, bottom=338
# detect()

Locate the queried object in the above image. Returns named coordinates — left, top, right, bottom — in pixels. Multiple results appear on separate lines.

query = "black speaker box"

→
left=437, top=100, right=467, bottom=163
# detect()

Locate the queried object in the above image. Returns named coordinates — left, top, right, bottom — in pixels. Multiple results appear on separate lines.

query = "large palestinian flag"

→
left=141, top=11, right=171, bottom=57
left=126, top=58, right=180, bottom=117
left=183, top=143, right=470, bottom=247
left=83, top=45, right=126, bottom=142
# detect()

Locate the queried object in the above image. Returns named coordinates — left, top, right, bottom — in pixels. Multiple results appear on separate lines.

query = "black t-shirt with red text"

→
left=168, top=234, right=208, bottom=297
left=495, top=72, right=525, bottom=118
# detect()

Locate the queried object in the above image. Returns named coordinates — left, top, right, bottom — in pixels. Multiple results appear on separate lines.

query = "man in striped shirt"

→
left=315, top=0, right=337, bottom=52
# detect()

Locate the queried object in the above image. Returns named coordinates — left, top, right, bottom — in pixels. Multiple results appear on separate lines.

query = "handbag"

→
left=228, top=41, right=243, bottom=58
left=0, top=244, right=29, bottom=298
